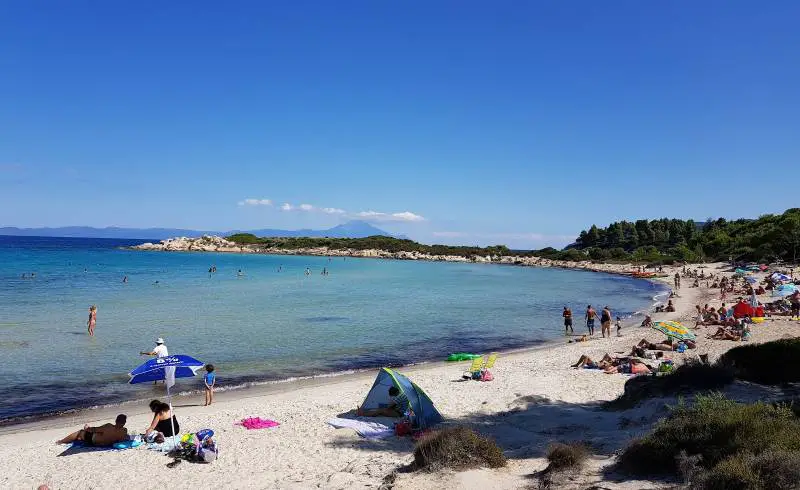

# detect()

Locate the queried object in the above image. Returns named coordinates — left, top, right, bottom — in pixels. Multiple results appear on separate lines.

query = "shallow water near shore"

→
left=0, top=236, right=665, bottom=423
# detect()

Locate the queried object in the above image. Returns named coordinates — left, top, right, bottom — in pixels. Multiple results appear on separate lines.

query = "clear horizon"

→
left=2, top=2, right=798, bottom=249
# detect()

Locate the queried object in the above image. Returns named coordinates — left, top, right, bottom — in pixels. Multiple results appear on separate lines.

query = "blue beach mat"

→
left=58, top=439, right=142, bottom=457
left=68, top=439, right=142, bottom=450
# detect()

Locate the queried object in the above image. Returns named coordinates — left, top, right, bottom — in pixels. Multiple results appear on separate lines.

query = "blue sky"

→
left=1, top=1, right=798, bottom=249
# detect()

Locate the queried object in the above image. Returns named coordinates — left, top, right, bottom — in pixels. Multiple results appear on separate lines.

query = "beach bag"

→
left=480, top=369, right=494, bottom=382
left=197, top=438, right=218, bottom=463
left=177, top=429, right=218, bottom=463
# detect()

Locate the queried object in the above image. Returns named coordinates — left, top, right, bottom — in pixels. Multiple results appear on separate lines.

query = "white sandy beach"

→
left=2, top=263, right=798, bottom=490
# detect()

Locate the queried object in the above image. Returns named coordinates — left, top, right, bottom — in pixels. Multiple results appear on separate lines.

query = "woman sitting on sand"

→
left=145, top=400, right=180, bottom=443
left=641, top=315, right=653, bottom=327
left=665, top=300, right=676, bottom=312
left=694, top=305, right=706, bottom=328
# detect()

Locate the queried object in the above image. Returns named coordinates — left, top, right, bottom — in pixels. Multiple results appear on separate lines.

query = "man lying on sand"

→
left=57, top=414, right=128, bottom=446
left=631, top=338, right=696, bottom=354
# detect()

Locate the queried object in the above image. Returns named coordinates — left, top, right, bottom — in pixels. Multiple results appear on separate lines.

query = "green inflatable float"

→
left=446, top=353, right=482, bottom=362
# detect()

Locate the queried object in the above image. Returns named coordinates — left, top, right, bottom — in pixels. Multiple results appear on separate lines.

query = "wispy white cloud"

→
left=238, top=198, right=273, bottom=207
left=355, top=210, right=426, bottom=222
left=267, top=201, right=424, bottom=222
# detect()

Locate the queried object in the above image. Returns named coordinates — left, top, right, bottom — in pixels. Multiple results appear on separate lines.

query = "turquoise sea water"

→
left=0, top=236, right=666, bottom=422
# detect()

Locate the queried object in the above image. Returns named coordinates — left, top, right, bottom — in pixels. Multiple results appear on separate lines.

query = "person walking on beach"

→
left=674, top=273, right=680, bottom=290
left=203, top=364, right=216, bottom=406
left=562, top=306, right=573, bottom=335
left=585, top=305, right=597, bottom=336
left=87, top=305, right=97, bottom=336
left=601, top=306, right=612, bottom=338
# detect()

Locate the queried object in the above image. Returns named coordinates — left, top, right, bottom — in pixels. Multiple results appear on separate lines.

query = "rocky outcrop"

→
left=132, top=235, right=251, bottom=253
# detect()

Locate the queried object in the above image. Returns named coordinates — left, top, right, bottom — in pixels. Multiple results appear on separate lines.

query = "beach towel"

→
left=235, top=417, right=280, bottom=430
left=326, top=417, right=394, bottom=439
left=147, top=435, right=181, bottom=452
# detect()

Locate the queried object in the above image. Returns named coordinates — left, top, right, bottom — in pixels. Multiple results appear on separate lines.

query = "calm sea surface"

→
left=0, top=236, right=666, bottom=422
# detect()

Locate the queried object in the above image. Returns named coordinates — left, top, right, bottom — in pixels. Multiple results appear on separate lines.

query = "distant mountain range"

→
left=0, top=220, right=404, bottom=240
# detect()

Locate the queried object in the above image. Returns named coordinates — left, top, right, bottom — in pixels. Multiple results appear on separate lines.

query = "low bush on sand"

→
left=716, top=338, right=800, bottom=385
left=618, top=394, right=800, bottom=489
left=545, top=442, right=589, bottom=471
left=605, top=361, right=734, bottom=410
left=413, top=426, right=506, bottom=471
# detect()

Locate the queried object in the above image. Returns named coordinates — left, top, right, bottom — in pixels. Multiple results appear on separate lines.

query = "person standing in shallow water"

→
left=87, top=305, right=97, bottom=336
left=585, top=305, right=597, bottom=336
left=562, top=306, right=573, bottom=335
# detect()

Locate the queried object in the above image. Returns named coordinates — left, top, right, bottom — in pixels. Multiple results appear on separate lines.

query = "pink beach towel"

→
left=236, top=417, right=280, bottom=430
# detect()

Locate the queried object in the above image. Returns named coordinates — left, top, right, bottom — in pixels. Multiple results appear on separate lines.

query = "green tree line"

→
left=572, top=208, right=800, bottom=263
left=226, top=234, right=512, bottom=258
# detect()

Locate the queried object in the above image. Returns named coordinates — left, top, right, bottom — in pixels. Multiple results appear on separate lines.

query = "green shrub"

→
left=695, top=454, right=761, bottom=490
left=546, top=442, right=589, bottom=471
left=618, top=394, right=800, bottom=479
left=717, top=338, right=800, bottom=385
left=413, top=426, right=506, bottom=471
left=226, top=233, right=261, bottom=244
left=694, top=450, right=800, bottom=490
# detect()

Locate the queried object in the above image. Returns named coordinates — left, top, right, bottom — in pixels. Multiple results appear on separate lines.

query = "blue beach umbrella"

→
left=129, top=355, right=205, bottom=384
left=129, top=354, right=204, bottom=439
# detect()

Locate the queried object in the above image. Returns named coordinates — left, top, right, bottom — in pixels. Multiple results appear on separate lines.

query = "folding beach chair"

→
left=483, top=353, right=498, bottom=371
left=462, top=356, right=485, bottom=379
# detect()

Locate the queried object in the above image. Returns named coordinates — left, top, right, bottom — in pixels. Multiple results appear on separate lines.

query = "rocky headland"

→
left=129, top=235, right=664, bottom=277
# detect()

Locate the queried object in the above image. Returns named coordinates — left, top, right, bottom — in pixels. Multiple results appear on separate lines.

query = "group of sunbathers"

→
left=57, top=398, right=181, bottom=447
left=571, top=353, right=653, bottom=374
left=571, top=333, right=698, bottom=375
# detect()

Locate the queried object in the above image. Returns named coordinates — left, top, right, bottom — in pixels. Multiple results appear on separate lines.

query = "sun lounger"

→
left=483, top=353, right=498, bottom=371
left=461, top=353, right=498, bottom=380
left=462, top=356, right=485, bottom=379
